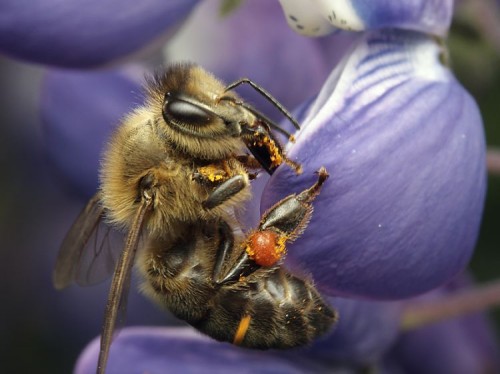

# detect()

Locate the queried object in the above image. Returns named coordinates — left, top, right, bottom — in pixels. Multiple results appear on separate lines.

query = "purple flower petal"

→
left=0, top=0, right=198, bottom=67
left=349, top=0, right=453, bottom=36
left=277, top=0, right=453, bottom=36
left=41, top=66, right=145, bottom=197
left=262, top=30, right=486, bottom=299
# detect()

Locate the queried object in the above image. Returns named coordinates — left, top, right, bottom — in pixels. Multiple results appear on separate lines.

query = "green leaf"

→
left=219, top=0, right=244, bottom=18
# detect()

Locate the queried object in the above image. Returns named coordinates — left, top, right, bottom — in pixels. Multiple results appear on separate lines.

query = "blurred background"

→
left=0, top=4, right=499, bottom=374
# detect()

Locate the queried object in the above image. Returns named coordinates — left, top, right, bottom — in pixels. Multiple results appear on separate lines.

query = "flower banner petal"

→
left=262, top=30, right=486, bottom=299
left=0, top=0, right=198, bottom=67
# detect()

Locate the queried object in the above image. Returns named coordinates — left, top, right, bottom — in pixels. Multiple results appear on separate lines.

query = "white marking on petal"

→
left=277, top=0, right=336, bottom=36
left=345, top=33, right=448, bottom=119
left=316, top=0, right=365, bottom=31
left=408, top=39, right=448, bottom=82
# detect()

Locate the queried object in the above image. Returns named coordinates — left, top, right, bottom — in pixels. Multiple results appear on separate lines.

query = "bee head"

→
left=146, top=64, right=301, bottom=174
left=147, top=64, right=248, bottom=160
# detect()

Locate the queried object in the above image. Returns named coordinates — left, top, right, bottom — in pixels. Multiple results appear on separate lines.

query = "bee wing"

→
left=97, top=196, right=152, bottom=374
left=53, top=193, right=124, bottom=290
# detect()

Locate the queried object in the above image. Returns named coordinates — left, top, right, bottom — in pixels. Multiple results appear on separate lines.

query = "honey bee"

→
left=53, top=63, right=337, bottom=374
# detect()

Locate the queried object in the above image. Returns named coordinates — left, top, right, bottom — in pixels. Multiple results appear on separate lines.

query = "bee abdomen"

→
left=140, top=225, right=217, bottom=323
left=194, top=268, right=337, bottom=349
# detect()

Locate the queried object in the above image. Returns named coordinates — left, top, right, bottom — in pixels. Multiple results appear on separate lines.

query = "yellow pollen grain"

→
left=198, top=165, right=226, bottom=182
left=245, top=243, right=255, bottom=257
left=276, top=236, right=287, bottom=256
left=208, top=173, right=223, bottom=182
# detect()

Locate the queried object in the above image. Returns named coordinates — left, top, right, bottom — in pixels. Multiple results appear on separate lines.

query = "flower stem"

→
left=401, top=279, right=500, bottom=331
left=487, top=148, right=500, bottom=175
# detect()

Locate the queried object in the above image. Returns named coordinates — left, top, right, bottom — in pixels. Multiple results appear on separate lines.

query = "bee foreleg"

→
left=202, top=174, right=249, bottom=210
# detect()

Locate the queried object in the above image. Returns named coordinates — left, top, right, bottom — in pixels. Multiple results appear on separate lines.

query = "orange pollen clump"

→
left=245, top=230, right=287, bottom=267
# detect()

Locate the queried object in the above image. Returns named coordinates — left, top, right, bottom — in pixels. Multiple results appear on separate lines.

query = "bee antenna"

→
left=224, top=78, right=301, bottom=130
left=235, top=101, right=295, bottom=140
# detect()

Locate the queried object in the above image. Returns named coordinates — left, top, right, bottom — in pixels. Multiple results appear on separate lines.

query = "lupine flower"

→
left=2, top=0, right=495, bottom=372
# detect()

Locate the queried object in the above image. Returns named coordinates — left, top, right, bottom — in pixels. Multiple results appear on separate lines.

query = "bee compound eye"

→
left=163, top=97, right=212, bottom=126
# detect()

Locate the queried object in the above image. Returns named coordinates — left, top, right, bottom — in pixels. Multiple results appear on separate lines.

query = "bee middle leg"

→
left=202, top=174, right=249, bottom=210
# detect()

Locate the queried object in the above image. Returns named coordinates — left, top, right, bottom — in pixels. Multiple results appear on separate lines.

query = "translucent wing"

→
left=97, top=196, right=152, bottom=374
left=53, top=193, right=124, bottom=290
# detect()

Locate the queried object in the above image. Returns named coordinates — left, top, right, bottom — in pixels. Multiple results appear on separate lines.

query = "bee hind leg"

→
left=212, top=219, right=259, bottom=284
left=216, top=167, right=329, bottom=285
